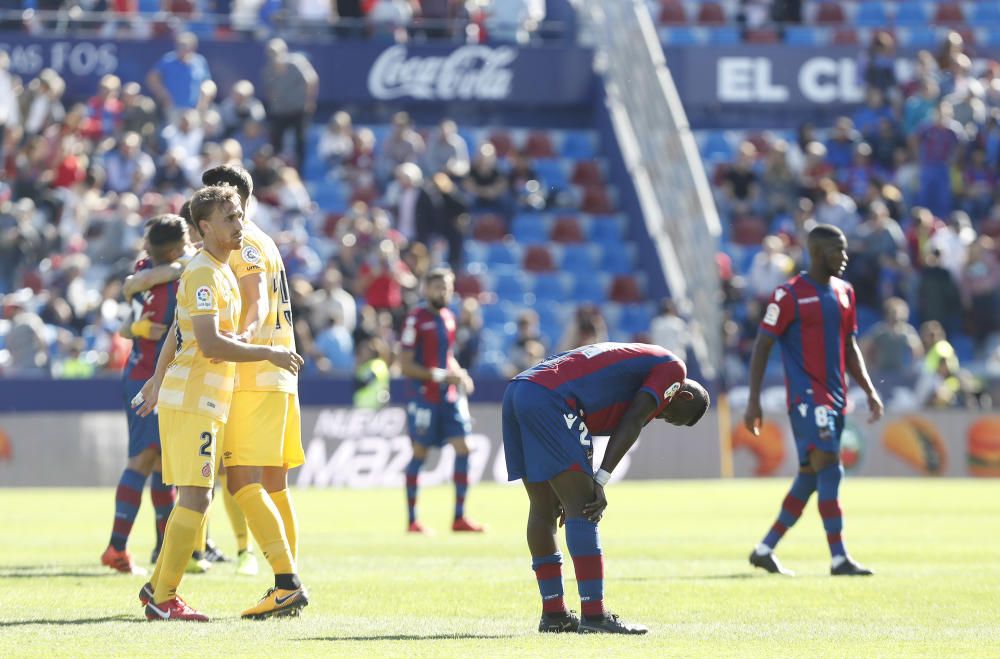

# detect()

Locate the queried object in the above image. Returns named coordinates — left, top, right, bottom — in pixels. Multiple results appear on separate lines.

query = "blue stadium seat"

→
left=601, top=245, right=633, bottom=274
left=783, top=26, right=825, bottom=46
left=486, top=243, right=520, bottom=267
left=894, top=2, right=929, bottom=26
left=493, top=272, right=528, bottom=303
left=588, top=218, right=623, bottom=243
left=660, top=27, right=703, bottom=46
left=856, top=305, right=880, bottom=336
left=534, top=158, right=570, bottom=191
left=532, top=273, right=569, bottom=303
left=854, top=2, right=889, bottom=27
left=561, top=131, right=597, bottom=159
left=706, top=27, right=741, bottom=46
left=901, top=26, right=939, bottom=49
left=481, top=303, right=513, bottom=327
left=971, top=3, right=1000, bottom=26
left=620, top=304, right=655, bottom=335
left=700, top=131, right=736, bottom=162
left=471, top=354, right=507, bottom=379
left=464, top=241, right=488, bottom=264
left=559, top=243, right=600, bottom=275
left=571, top=274, right=607, bottom=304
left=511, top=214, right=550, bottom=244
left=310, top=183, right=347, bottom=212
left=952, top=333, right=976, bottom=364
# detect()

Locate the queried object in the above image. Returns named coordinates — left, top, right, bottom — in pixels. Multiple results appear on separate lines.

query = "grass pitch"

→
left=1, top=479, right=999, bottom=657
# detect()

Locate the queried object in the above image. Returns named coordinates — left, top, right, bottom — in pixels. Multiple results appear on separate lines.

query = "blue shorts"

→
left=788, top=403, right=844, bottom=466
left=406, top=397, right=471, bottom=448
left=124, top=378, right=161, bottom=458
left=502, top=380, right=594, bottom=483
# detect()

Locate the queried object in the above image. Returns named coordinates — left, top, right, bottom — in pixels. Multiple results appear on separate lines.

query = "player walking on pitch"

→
left=133, top=186, right=304, bottom=621
left=745, top=224, right=883, bottom=577
left=502, top=342, right=709, bottom=634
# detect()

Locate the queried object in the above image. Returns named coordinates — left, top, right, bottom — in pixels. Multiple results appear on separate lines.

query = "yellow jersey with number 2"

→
left=229, top=221, right=297, bottom=394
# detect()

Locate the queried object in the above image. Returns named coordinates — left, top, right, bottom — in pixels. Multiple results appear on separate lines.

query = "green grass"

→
left=1, top=480, right=999, bottom=657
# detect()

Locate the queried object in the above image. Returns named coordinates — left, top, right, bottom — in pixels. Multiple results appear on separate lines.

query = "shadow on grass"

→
left=0, top=565, right=115, bottom=579
left=301, top=634, right=512, bottom=642
left=0, top=615, right=143, bottom=627
left=615, top=573, right=757, bottom=582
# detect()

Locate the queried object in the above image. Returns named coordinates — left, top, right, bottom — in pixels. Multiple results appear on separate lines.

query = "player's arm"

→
left=398, top=348, right=463, bottom=386
left=237, top=272, right=269, bottom=340
left=121, top=311, right=168, bottom=342
left=447, top=354, right=474, bottom=395
left=744, top=332, right=776, bottom=435
left=191, top=314, right=302, bottom=369
left=133, top=321, right=179, bottom=417
left=123, top=262, right=184, bottom=299
left=845, top=334, right=884, bottom=422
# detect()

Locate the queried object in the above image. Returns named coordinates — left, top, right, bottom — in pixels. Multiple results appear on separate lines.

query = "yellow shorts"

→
left=223, top=391, right=305, bottom=469
left=159, top=409, right=223, bottom=488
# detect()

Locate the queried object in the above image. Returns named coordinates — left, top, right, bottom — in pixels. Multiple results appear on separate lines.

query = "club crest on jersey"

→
left=201, top=462, right=212, bottom=478
left=663, top=381, right=681, bottom=402
left=195, top=286, right=213, bottom=310
left=242, top=245, right=261, bottom=264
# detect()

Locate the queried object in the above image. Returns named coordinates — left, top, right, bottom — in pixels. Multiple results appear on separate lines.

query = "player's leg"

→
left=447, top=436, right=484, bottom=532
left=149, top=454, right=176, bottom=565
left=262, top=393, right=305, bottom=563
left=104, top=446, right=156, bottom=573
left=811, top=442, right=873, bottom=576
left=749, top=464, right=816, bottom=576
left=524, top=480, right=577, bottom=632
left=405, top=400, right=435, bottom=533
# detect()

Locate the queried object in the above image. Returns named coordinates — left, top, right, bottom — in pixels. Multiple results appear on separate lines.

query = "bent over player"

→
left=101, top=214, right=191, bottom=575
left=398, top=268, right=483, bottom=534
left=133, top=186, right=304, bottom=621
left=503, top=342, right=709, bottom=634
left=745, top=224, right=883, bottom=577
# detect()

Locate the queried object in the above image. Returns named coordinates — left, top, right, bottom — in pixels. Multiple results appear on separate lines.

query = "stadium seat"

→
left=550, top=216, right=585, bottom=243
left=902, top=27, right=938, bottom=49
left=854, top=2, right=889, bottom=28
left=832, top=27, right=859, bottom=45
left=559, top=243, right=600, bottom=274
left=660, top=26, right=704, bottom=46
left=580, top=185, right=614, bottom=214
left=534, top=158, right=569, bottom=191
left=814, top=3, right=845, bottom=25
left=455, top=274, right=483, bottom=299
left=523, top=245, right=556, bottom=272
left=730, top=215, right=767, bottom=246
left=700, top=131, right=736, bottom=162
left=571, top=161, right=603, bottom=186
left=971, top=3, right=1000, bottom=26
left=571, top=275, right=608, bottom=304
left=532, top=273, right=568, bottom=303
left=601, top=245, right=633, bottom=274
left=561, top=131, right=597, bottom=159
left=480, top=302, right=512, bottom=327
left=486, top=241, right=519, bottom=267
left=696, top=2, right=726, bottom=25
left=321, top=212, right=344, bottom=238
left=784, top=26, right=825, bottom=46
left=588, top=217, right=623, bottom=243
left=489, top=131, right=514, bottom=158
left=609, top=275, right=643, bottom=303
left=472, top=214, right=508, bottom=242
left=523, top=132, right=556, bottom=158
left=705, top=27, right=741, bottom=45
left=350, top=184, right=378, bottom=205
left=493, top=272, right=528, bottom=302
left=894, top=2, right=929, bottom=26
left=620, top=303, right=655, bottom=335
left=658, top=0, right=687, bottom=25
left=934, top=3, right=965, bottom=25
left=746, top=29, right=780, bottom=44
left=511, top=214, right=550, bottom=244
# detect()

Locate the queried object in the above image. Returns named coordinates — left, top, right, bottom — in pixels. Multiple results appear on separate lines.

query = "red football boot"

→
left=138, top=582, right=154, bottom=606
left=452, top=517, right=485, bottom=533
left=145, top=597, right=209, bottom=622
left=101, top=545, right=147, bottom=575
left=407, top=521, right=433, bottom=534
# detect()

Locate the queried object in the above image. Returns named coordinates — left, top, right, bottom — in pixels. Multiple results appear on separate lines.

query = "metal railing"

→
left=575, top=0, right=723, bottom=379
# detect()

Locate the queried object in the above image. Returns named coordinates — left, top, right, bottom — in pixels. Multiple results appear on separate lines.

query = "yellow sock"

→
left=149, top=507, right=176, bottom=592
left=152, top=506, right=203, bottom=604
left=195, top=508, right=208, bottom=555
left=220, top=473, right=250, bottom=553
left=233, top=484, right=295, bottom=575
left=269, top=489, right=298, bottom=563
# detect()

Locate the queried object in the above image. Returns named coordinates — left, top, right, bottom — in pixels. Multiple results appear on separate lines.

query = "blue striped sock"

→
left=405, top=457, right=423, bottom=525
left=762, top=472, right=817, bottom=549
left=817, top=464, right=846, bottom=558
left=454, top=453, right=469, bottom=520
left=109, top=469, right=148, bottom=551
left=532, top=552, right=566, bottom=614
left=150, top=470, right=175, bottom=553
left=565, top=519, right=605, bottom=618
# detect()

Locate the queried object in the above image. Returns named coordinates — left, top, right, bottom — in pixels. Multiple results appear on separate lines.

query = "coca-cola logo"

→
left=367, top=44, right=517, bottom=101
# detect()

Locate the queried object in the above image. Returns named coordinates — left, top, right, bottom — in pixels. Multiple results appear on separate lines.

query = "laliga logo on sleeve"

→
left=242, top=245, right=261, bottom=264
left=368, top=45, right=517, bottom=101
left=195, top=286, right=213, bottom=310
left=663, top=382, right=681, bottom=402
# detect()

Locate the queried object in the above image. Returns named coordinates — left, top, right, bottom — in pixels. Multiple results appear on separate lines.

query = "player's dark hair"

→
left=425, top=267, right=454, bottom=284
left=145, top=214, right=188, bottom=264
left=178, top=200, right=194, bottom=230
left=808, top=224, right=845, bottom=244
left=202, top=164, right=253, bottom=204
left=189, top=186, right=240, bottom=237
left=683, top=380, right=710, bottom=427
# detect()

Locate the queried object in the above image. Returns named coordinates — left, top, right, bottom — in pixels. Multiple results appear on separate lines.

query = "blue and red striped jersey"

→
left=758, top=273, right=857, bottom=412
left=400, top=305, right=458, bottom=404
left=514, top=342, right=687, bottom=435
left=123, top=257, right=179, bottom=382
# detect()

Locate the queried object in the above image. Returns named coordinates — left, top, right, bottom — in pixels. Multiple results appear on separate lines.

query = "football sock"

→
left=405, top=457, right=424, bottom=525
left=453, top=453, right=469, bottom=520
left=565, top=519, right=605, bottom=619
left=152, top=505, right=203, bottom=604
left=269, top=489, right=298, bottom=562
left=194, top=512, right=208, bottom=557
left=150, top=471, right=176, bottom=554
left=109, top=468, right=148, bottom=551
left=220, top=472, right=249, bottom=554
left=233, top=484, right=295, bottom=576
left=149, top=507, right=175, bottom=591
left=817, top=463, right=847, bottom=559
left=761, top=472, right=817, bottom=550
left=532, top=552, right=567, bottom=614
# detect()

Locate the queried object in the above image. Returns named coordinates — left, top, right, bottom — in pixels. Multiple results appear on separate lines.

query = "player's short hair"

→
left=145, top=214, right=188, bottom=264
left=808, top=224, right=846, bottom=244
left=425, top=267, right=454, bottom=285
left=178, top=200, right=193, bottom=229
left=189, top=186, right=240, bottom=237
left=202, top=164, right=253, bottom=204
left=682, top=379, right=710, bottom=427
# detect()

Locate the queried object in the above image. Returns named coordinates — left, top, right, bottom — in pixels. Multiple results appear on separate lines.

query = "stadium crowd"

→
left=715, top=29, right=1000, bottom=407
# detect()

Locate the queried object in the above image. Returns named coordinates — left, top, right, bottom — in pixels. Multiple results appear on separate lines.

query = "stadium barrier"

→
left=2, top=402, right=997, bottom=486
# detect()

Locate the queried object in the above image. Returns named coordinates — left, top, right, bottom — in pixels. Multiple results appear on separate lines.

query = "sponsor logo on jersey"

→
left=763, top=303, right=780, bottom=326
left=195, top=286, right=213, bottom=310
left=663, top=381, right=681, bottom=402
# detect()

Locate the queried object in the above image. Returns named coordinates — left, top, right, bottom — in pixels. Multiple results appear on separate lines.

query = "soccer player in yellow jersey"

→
left=200, top=164, right=310, bottom=620
left=133, top=186, right=305, bottom=622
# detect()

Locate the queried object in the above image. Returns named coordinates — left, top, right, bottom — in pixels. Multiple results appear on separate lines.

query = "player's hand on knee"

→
left=133, top=379, right=161, bottom=417
left=581, top=484, right=608, bottom=523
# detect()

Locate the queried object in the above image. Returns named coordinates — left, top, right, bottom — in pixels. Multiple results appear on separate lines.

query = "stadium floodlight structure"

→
left=574, top=0, right=724, bottom=384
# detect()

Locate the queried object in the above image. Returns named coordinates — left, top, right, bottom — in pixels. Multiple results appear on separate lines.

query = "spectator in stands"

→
left=915, top=102, right=965, bottom=218
left=851, top=200, right=907, bottom=306
left=0, top=200, right=47, bottom=295
left=916, top=320, right=964, bottom=408
left=418, top=171, right=468, bottom=270
left=101, top=131, right=155, bottom=195
left=841, top=142, right=877, bottom=200
left=310, top=267, right=357, bottom=334
left=649, top=299, right=691, bottom=363
left=0, top=51, right=20, bottom=154
left=82, top=74, right=123, bottom=140
left=219, top=79, right=266, bottom=139
left=861, top=31, right=898, bottom=98
left=559, top=304, right=607, bottom=351
left=862, top=297, right=923, bottom=376
left=3, top=310, right=50, bottom=378
left=313, top=310, right=355, bottom=376
left=760, top=140, right=797, bottom=219
left=318, top=111, right=356, bottom=171
left=368, top=0, right=418, bottom=39
left=507, top=149, right=544, bottom=210
left=797, top=141, right=833, bottom=199
left=720, top=141, right=760, bottom=218
left=356, top=239, right=418, bottom=315
left=825, top=117, right=859, bottom=173
left=378, top=112, right=425, bottom=185
left=24, top=69, right=66, bottom=137
left=930, top=211, right=975, bottom=283
left=487, top=0, right=545, bottom=44
left=418, top=0, right=466, bottom=39
left=746, top=235, right=794, bottom=301
left=161, top=109, right=204, bottom=165
left=424, top=119, right=470, bottom=177
left=852, top=88, right=894, bottom=141
left=454, top=296, right=482, bottom=370
left=154, top=147, right=191, bottom=195
left=145, top=32, right=213, bottom=125
left=960, top=236, right=1000, bottom=348
left=943, top=55, right=986, bottom=129
left=507, top=309, right=545, bottom=376
left=905, top=206, right=942, bottom=269
left=262, top=38, right=319, bottom=171
left=385, top=162, right=425, bottom=243
left=917, top=249, right=962, bottom=335
left=869, top=117, right=904, bottom=173
left=296, top=0, right=336, bottom=26
left=902, top=78, right=939, bottom=137
left=236, top=118, right=269, bottom=160
left=814, top=177, right=859, bottom=237
left=120, top=82, right=157, bottom=143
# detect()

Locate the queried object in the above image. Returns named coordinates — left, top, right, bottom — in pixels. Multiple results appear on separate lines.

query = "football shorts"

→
left=223, top=391, right=304, bottom=469
left=159, top=409, right=222, bottom=487
left=406, top=397, right=471, bottom=448
left=788, top=402, right=845, bottom=465
left=125, top=379, right=160, bottom=458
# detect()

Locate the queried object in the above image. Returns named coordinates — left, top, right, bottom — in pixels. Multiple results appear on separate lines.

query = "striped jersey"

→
left=158, top=249, right=242, bottom=422
left=514, top=342, right=687, bottom=434
left=400, top=305, right=458, bottom=404
left=229, top=221, right=297, bottom=393
left=123, top=256, right=179, bottom=382
left=758, top=272, right=857, bottom=412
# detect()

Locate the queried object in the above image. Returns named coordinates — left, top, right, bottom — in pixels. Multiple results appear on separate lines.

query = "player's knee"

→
left=177, top=486, right=212, bottom=513
left=809, top=449, right=839, bottom=471
left=128, top=449, right=158, bottom=475
left=410, top=443, right=428, bottom=460
left=449, top=438, right=470, bottom=455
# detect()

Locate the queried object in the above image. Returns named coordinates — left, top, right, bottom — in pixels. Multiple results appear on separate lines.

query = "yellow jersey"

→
left=228, top=221, right=298, bottom=393
left=159, top=249, right=242, bottom=422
